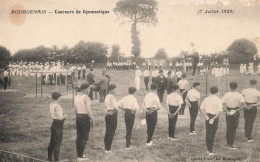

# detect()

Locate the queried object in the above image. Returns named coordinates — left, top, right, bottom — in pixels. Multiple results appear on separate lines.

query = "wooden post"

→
left=218, top=74, right=220, bottom=97
left=41, top=72, right=43, bottom=98
left=66, top=71, right=68, bottom=94
left=35, top=73, right=37, bottom=98
left=226, top=64, right=228, bottom=93
left=206, top=68, right=208, bottom=97
left=55, top=72, right=58, bottom=91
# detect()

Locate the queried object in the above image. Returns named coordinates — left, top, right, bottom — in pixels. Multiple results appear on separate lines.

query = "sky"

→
left=0, top=0, right=260, bottom=58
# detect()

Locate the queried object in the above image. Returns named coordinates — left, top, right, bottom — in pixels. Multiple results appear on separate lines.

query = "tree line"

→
left=0, top=38, right=258, bottom=69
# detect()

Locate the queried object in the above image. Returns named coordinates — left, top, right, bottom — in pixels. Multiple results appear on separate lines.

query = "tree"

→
left=13, top=46, right=49, bottom=62
left=114, top=0, right=158, bottom=58
left=153, top=48, right=168, bottom=59
left=227, top=39, right=258, bottom=64
left=71, top=41, right=108, bottom=63
left=0, top=46, right=11, bottom=68
left=109, top=44, right=123, bottom=62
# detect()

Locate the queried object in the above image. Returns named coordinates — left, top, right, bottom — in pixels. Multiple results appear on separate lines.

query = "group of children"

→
left=48, top=73, right=260, bottom=161
left=7, top=61, right=88, bottom=85
left=239, top=63, right=260, bottom=76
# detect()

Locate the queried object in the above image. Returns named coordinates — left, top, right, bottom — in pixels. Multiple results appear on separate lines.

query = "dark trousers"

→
left=49, top=75, right=53, bottom=85
left=189, top=101, right=199, bottom=132
left=89, top=90, right=93, bottom=100
left=144, top=77, right=149, bottom=91
left=244, top=103, right=257, bottom=139
left=226, top=107, right=239, bottom=146
left=124, top=110, right=135, bottom=148
left=179, top=89, right=187, bottom=115
left=206, top=114, right=219, bottom=153
left=48, top=119, right=65, bottom=161
left=146, top=110, right=158, bottom=143
left=104, top=111, right=117, bottom=151
left=42, top=75, right=46, bottom=85
left=99, top=89, right=107, bottom=103
left=3, top=77, right=8, bottom=90
left=152, top=77, right=156, bottom=83
left=83, top=70, right=86, bottom=79
left=168, top=105, right=179, bottom=138
left=76, top=114, right=90, bottom=158
left=60, top=74, right=65, bottom=85
left=78, top=70, right=81, bottom=79
left=157, top=90, right=164, bottom=102
left=57, top=75, right=60, bottom=85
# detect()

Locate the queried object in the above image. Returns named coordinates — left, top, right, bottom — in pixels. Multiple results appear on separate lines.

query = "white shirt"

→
left=178, top=79, right=189, bottom=90
left=143, top=92, right=161, bottom=108
left=50, top=102, right=63, bottom=120
left=135, top=70, right=142, bottom=77
left=242, top=88, right=260, bottom=103
left=187, top=89, right=200, bottom=102
left=74, top=94, right=91, bottom=114
left=117, top=95, right=139, bottom=111
left=152, top=70, right=159, bottom=77
left=143, top=70, right=150, bottom=77
left=222, top=92, right=245, bottom=108
left=4, top=70, right=8, bottom=77
left=176, top=71, right=182, bottom=78
left=166, top=92, right=183, bottom=106
left=201, top=95, right=223, bottom=114
left=105, top=94, right=118, bottom=110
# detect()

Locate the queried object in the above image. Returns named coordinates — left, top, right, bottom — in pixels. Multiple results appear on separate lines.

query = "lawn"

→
left=0, top=69, right=260, bottom=162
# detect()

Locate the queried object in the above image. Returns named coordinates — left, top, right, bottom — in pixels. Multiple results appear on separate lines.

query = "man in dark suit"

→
left=156, top=70, right=166, bottom=102
left=166, top=71, right=174, bottom=94
left=87, top=68, right=95, bottom=100
left=98, top=70, right=109, bottom=103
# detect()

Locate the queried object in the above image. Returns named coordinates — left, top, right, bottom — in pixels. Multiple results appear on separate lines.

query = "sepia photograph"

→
left=0, top=0, right=260, bottom=161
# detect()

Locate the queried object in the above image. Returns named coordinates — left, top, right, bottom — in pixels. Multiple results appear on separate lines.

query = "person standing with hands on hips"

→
left=222, top=82, right=246, bottom=150
left=104, top=84, right=118, bottom=153
left=200, top=86, right=223, bottom=156
left=74, top=83, right=94, bottom=161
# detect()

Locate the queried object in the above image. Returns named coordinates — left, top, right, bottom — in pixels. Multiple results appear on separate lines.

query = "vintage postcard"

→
left=0, top=0, right=260, bottom=161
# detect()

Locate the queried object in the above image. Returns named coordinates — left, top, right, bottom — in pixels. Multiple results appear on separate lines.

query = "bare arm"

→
left=84, top=96, right=94, bottom=123
left=211, top=111, right=222, bottom=121
left=200, top=109, right=209, bottom=120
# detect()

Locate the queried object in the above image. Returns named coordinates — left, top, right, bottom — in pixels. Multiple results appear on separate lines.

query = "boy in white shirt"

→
left=222, top=82, right=246, bottom=149
left=242, top=79, right=260, bottom=142
left=143, top=83, right=161, bottom=146
left=178, top=73, right=189, bottom=115
left=48, top=92, right=67, bottom=161
left=143, top=67, right=150, bottom=91
left=118, top=87, right=139, bottom=149
left=104, top=84, right=118, bottom=153
left=166, top=84, right=183, bottom=140
left=186, top=82, right=200, bottom=134
left=200, top=86, right=223, bottom=156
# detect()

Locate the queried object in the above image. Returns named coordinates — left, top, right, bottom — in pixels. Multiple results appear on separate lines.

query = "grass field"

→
left=0, top=69, right=260, bottom=162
